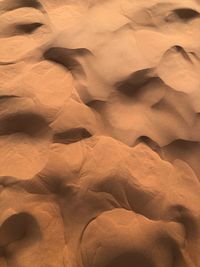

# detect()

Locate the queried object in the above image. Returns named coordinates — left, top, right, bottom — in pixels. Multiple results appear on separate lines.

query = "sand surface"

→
left=0, top=0, right=200, bottom=266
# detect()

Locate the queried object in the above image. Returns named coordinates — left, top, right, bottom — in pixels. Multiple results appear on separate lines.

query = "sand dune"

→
left=0, top=0, right=200, bottom=266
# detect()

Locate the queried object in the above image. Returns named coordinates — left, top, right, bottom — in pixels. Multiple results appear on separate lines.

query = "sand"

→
left=0, top=0, right=200, bottom=266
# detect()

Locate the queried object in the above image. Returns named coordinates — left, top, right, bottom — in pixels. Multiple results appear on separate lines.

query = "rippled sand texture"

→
left=0, top=0, right=200, bottom=266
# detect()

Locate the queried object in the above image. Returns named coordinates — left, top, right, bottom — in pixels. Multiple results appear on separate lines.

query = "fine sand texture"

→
left=0, top=0, right=200, bottom=266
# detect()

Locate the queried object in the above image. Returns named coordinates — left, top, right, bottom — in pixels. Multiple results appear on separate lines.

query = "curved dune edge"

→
left=0, top=0, right=200, bottom=266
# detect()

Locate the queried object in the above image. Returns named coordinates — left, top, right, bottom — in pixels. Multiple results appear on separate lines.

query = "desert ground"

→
left=0, top=0, right=200, bottom=266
